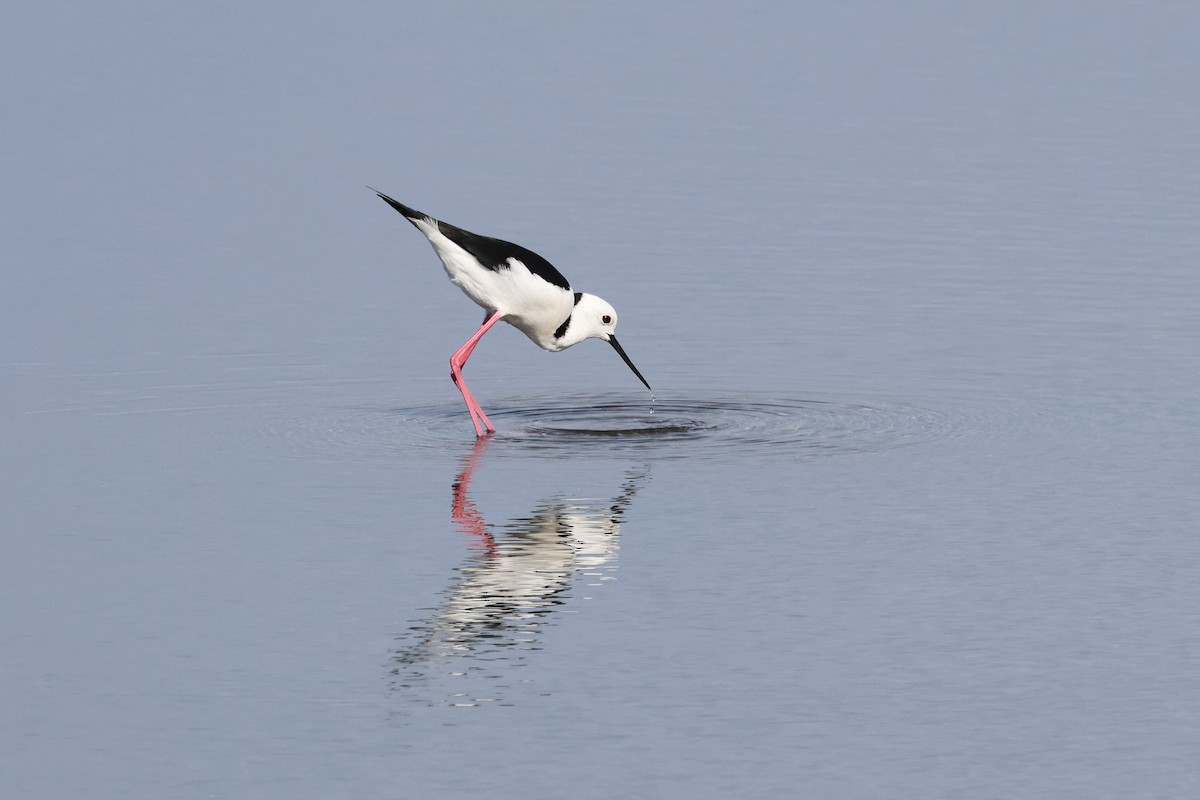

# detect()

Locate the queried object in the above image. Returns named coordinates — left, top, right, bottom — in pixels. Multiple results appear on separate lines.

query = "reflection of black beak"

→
left=608, top=335, right=652, bottom=393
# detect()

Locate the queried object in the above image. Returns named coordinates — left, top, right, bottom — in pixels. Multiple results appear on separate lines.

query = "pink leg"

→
left=451, top=310, right=503, bottom=436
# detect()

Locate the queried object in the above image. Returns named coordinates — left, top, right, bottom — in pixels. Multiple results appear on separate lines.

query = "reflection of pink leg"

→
left=451, top=436, right=495, bottom=554
left=451, top=310, right=503, bottom=437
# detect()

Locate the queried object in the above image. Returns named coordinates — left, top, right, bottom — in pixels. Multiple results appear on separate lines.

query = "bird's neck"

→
left=552, top=293, right=595, bottom=350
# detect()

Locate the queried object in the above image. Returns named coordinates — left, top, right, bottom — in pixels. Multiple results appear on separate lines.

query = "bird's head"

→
left=567, top=293, right=652, bottom=394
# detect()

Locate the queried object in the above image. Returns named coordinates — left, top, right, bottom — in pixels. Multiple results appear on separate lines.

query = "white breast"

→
left=416, top=219, right=574, bottom=351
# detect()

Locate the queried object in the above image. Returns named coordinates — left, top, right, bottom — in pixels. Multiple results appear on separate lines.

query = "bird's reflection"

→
left=391, top=437, right=646, bottom=707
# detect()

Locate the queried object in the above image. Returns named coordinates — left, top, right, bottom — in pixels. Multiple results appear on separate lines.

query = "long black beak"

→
left=608, top=335, right=652, bottom=393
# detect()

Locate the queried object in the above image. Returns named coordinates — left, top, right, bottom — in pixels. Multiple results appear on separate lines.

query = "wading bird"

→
left=375, top=190, right=652, bottom=437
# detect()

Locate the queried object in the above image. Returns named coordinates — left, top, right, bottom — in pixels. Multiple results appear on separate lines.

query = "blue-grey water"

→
left=3, top=3, right=1198, bottom=797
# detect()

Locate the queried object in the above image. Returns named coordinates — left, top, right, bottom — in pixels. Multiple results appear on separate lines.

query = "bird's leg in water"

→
left=450, top=310, right=503, bottom=436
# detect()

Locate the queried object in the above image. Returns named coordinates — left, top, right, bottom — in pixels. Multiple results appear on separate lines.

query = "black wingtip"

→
left=370, top=187, right=428, bottom=224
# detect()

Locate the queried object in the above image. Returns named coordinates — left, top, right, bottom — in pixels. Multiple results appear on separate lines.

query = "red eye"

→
left=602, top=315, right=612, bottom=324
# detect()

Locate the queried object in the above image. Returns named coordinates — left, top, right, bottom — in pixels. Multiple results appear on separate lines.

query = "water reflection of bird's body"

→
left=421, top=500, right=620, bottom=649
left=392, top=439, right=646, bottom=705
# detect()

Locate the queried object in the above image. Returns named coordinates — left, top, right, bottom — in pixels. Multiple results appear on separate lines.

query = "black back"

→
left=375, top=190, right=571, bottom=292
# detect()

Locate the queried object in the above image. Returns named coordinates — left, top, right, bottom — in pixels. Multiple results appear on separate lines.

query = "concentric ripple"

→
left=267, top=392, right=963, bottom=461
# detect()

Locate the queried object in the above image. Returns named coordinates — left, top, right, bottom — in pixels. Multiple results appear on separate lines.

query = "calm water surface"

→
left=3, top=3, right=1198, bottom=798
